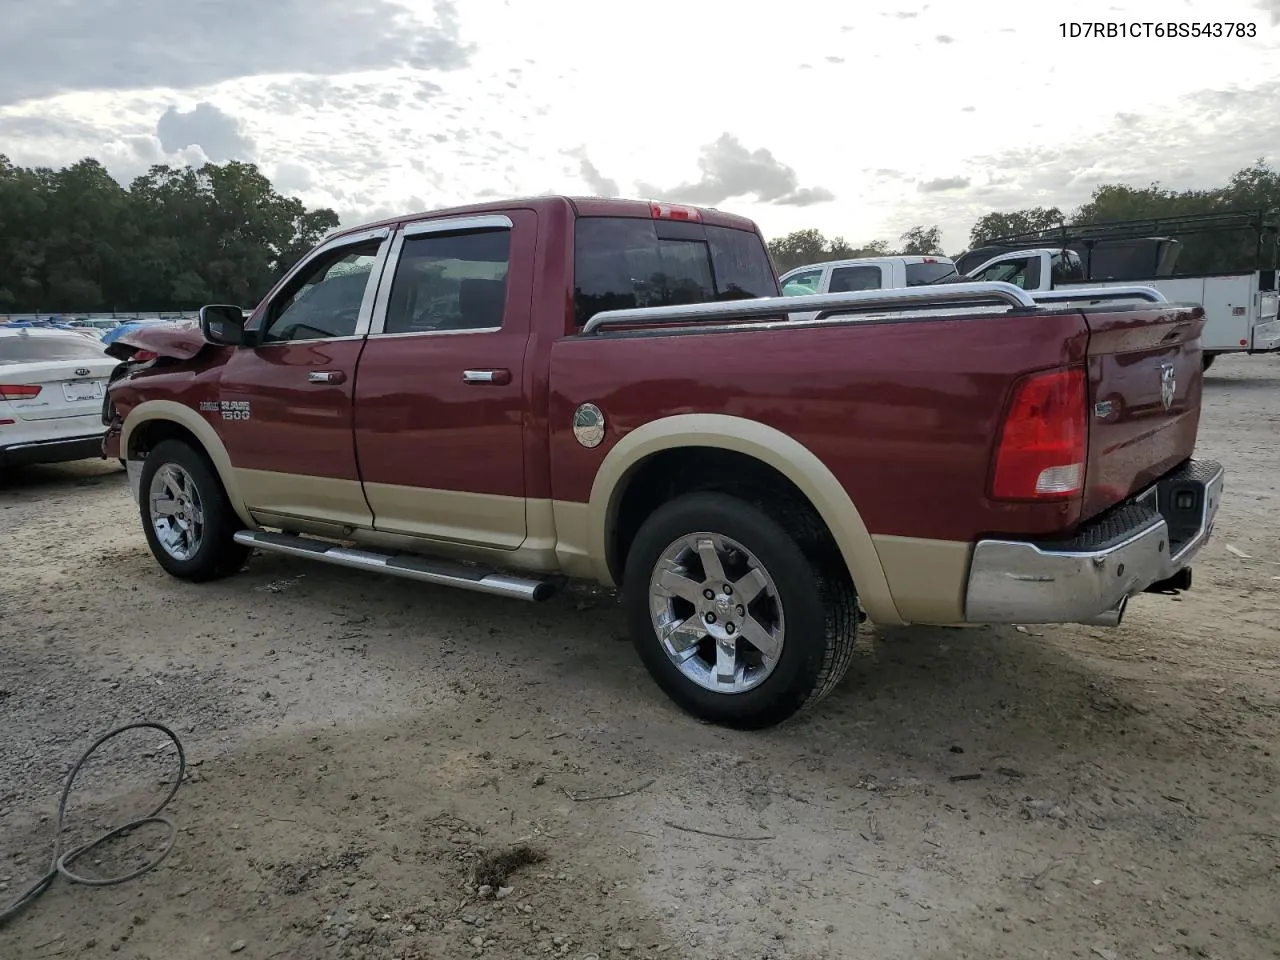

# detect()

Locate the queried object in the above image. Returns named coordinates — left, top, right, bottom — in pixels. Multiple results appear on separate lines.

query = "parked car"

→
left=100, top=195, right=1223, bottom=729
left=0, top=327, right=117, bottom=470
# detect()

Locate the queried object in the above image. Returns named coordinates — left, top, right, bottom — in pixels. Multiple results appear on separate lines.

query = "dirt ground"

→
left=2, top=355, right=1278, bottom=960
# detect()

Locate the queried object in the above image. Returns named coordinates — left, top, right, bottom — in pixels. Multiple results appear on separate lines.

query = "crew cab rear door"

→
left=351, top=212, right=536, bottom=549
left=218, top=226, right=392, bottom=531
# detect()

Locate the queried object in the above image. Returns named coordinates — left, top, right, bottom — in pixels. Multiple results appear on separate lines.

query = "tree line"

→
left=0, top=155, right=339, bottom=314
left=3, top=155, right=1277, bottom=312
left=767, top=160, right=1280, bottom=275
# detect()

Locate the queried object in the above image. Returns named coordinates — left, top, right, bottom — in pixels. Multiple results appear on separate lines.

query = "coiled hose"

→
left=0, top=721, right=186, bottom=927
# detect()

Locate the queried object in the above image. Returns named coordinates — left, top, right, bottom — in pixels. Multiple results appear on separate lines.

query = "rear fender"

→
left=121, top=399, right=256, bottom=529
left=585, top=413, right=905, bottom=625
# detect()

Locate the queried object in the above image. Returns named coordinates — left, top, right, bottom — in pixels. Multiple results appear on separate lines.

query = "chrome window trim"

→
left=368, top=217, right=514, bottom=337
left=253, top=227, right=392, bottom=344
left=402, top=214, right=514, bottom=238
left=366, top=327, right=502, bottom=341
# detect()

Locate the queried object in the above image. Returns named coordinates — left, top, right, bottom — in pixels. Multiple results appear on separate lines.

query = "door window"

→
left=973, top=255, right=1040, bottom=289
left=260, top=241, right=381, bottom=343
left=781, top=270, right=823, bottom=297
left=382, top=228, right=512, bottom=335
left=828, top=265, right=881, bottom=292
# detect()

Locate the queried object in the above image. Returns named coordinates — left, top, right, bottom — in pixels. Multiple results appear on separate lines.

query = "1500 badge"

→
left=198, top=400, right=251, bottom=421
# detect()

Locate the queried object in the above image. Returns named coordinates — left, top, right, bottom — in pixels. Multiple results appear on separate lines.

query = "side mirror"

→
left=199, top=304, right=253, bottom=347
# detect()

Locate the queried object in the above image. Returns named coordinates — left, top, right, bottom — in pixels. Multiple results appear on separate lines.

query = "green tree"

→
left=767, top=229, right=905, bottom=273
left=898, top=225, right=943, bottom=256
left=968, top=206, right=1064, bottom=246
left=0, top=155, right=341, bottom=313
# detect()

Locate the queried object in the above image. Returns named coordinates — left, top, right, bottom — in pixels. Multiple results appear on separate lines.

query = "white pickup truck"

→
left=956, top=211, right=1280, bottom=369
left=778, top=256, right=958, bottom=321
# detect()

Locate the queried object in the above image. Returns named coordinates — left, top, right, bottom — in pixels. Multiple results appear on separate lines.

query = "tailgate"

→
left=0, top=358, right=117, bottom=421
left=1080, top=303, right=1204, bottom=520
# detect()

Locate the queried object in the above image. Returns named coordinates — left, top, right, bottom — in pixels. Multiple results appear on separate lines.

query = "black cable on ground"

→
left=0, top=721, right=186, bottom=927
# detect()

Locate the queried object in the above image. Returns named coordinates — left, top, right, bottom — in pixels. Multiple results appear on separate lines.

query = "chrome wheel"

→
left=148, top=462, right=205, bottom=562
left=648, top=532, right=785, bottom=695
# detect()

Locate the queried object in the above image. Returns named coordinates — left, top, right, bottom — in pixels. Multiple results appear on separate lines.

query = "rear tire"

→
left=138, top=439, right=249, bottom=582
left=1202, top=352, right=1216, bottom=372
left=622, top=492, right=859, bottom=730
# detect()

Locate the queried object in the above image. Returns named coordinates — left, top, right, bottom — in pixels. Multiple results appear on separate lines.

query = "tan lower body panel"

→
left=236, top=469, right=372, bottom=530
left=870, top=535, right=974, bottom=624
left=361, top=482, right=527, bottom=549
left=233, top=469, right=593, bottom=578
left=230, top=468, right=971, bottom=624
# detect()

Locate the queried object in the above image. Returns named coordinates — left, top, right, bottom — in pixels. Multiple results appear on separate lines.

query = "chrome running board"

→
left=233, top=530, right=559, bottom=602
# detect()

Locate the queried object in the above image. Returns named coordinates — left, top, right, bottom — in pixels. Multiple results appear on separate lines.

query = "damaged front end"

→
left=100, top=320, right=208, bottom=462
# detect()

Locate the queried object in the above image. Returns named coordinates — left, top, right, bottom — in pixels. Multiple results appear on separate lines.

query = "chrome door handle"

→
left=307, top=370, right=346, bottom=384
left=463, top=368, right=512, bottom=385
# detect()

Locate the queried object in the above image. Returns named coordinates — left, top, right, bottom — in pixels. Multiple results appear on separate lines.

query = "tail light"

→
left=0, top=384, right=42, bottom=399
left=990, top=366, right=1087, bottom=501
left=649, top=201, right=702, bottom=223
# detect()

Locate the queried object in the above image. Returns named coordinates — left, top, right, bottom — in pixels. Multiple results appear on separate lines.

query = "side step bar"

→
left=233, top=530, right=560, bottom=602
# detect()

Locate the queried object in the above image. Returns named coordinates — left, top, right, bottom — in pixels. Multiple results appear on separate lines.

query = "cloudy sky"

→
left=2, top=0, right=1279, bottom=252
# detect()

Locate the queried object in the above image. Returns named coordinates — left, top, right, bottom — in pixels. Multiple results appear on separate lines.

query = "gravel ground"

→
left=1, top=354, right=1278, bottom=960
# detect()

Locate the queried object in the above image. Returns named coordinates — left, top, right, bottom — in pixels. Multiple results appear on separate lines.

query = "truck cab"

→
left=778, top=256, right=958, bottom=320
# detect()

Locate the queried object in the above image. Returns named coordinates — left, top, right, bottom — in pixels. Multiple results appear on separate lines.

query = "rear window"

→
left=904, top=261, right=959, bottom=286
left=572, top=217, right=778, bottom=327
left=0, top=334, right=107, bottom=363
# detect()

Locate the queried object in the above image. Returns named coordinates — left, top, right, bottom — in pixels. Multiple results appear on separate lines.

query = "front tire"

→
left=138, top=439, right=249, bottom=582
left=622, top=492, right=859, bottom=729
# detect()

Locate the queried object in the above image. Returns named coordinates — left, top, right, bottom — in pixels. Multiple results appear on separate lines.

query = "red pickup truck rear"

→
left=101, top=196, right=1223, bottom=729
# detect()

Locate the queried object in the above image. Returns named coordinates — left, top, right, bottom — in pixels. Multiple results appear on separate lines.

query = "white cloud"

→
left=1, top=0, right=1278, bottom=250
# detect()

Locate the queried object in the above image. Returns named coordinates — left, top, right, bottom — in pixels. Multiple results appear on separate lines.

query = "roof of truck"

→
left=325, top=195, right=761, bottom=243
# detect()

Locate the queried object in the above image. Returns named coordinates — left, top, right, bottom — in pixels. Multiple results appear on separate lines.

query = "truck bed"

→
left=552, top=283, right=1205, bottom=544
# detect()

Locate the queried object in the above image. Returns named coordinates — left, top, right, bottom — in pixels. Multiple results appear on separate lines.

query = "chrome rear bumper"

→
left=965, top=459, right=1224, bottom=626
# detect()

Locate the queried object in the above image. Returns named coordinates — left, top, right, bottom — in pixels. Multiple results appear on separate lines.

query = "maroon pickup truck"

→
left=101, top=196, right=1224, bottom=729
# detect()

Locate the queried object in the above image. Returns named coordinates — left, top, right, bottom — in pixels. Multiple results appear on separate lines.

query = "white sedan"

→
left=0, top=327, right=119, bottom=470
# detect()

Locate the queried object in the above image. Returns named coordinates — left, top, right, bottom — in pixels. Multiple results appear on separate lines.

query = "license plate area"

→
left=62, top=380, right=105, bottom=402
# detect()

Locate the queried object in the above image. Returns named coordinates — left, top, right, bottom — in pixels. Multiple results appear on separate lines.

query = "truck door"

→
left=217, top=227, right=391, bottom=531
left=352, top=212, right=535, bottom=549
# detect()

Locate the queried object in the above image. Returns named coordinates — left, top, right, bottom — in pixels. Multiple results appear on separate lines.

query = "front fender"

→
left=121, top=399, right=256, bottom=529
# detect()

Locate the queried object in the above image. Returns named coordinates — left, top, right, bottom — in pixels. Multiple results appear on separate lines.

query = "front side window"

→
left=1051, top=250, right=1085, bottom=283
left=781, top=270, right=822, bottom=297
left=261, top=241, right=380, bottom=343
left=573, top=218, right=778, bottom=326
left=383, top=228, right=511, bottom=335
left=973, top=256, right=1039, bottom=289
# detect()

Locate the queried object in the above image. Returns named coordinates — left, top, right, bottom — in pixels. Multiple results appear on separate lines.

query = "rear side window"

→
left=572, top=218, right=778, bottom=326
left=0, top=334, right=107, bottom=363
left=904, top=261, right=959, bottom=286
left=383, top=229, right=512, bottom=335
left=829, top=265, right=881, bottom=292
